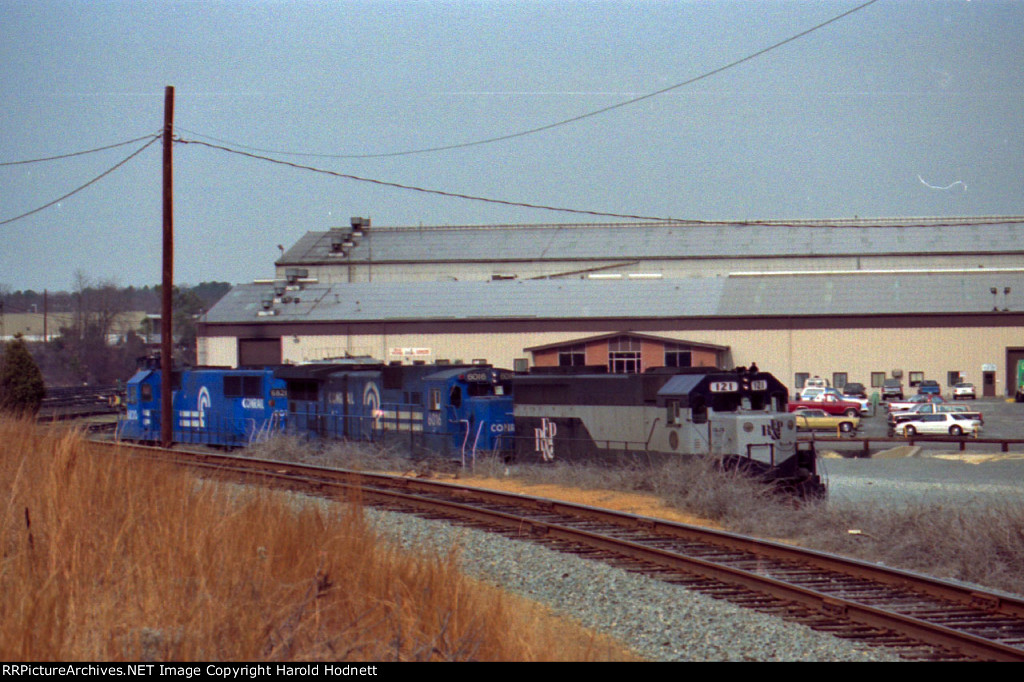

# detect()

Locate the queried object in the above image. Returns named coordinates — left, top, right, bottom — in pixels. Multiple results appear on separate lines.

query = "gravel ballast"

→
left=363, top=505, right=904, bottom=662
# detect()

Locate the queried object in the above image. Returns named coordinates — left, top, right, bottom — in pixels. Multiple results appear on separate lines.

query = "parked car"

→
left=952, top=382, right=976, bottom=400
left=787, top=394, right=863, bottom=418
left=917, top=379, right=941, bottom=396
left=841, top=382, right=867, bottom=399
left=881, top=378, right=904, bottom=400
left=793, top=408, right=859, bottom=434
left=898, top=412, right=981, bottom=437
left=798, top=387, right=869, bottom=414
left=888, top=402, right=982, bottom=427
left=887, top=394, right=945, bottom=413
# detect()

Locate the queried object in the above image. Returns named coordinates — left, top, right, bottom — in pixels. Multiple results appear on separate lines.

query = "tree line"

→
left=0, top=277, right=232, bottom=394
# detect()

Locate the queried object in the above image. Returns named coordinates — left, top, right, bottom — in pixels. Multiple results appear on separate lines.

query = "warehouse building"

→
left=198, top=217, right=1024, bottom=397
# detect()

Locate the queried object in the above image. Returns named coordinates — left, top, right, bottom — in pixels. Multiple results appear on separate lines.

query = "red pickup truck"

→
left=787, top=394, right=862, bottom=418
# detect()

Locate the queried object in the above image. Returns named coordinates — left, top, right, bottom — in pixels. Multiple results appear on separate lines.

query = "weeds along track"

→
left=96, top=440, right=1024, bottom=662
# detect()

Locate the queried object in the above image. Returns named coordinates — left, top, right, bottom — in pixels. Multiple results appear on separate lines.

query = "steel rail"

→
left=92, top=440, right=1024, bottom=661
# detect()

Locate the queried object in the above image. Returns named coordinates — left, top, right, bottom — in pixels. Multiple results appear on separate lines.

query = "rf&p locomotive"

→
left=511, top=366, right=824, bottom=497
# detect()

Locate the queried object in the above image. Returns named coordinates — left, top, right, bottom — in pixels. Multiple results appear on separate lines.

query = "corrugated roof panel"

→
left=203, top=271, right=1024, bottom=325
left=275, top=220, right=1024, bottom=265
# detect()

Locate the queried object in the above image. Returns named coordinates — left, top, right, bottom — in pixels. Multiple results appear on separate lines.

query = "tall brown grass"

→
left=0, top=418, right=637, bottom=661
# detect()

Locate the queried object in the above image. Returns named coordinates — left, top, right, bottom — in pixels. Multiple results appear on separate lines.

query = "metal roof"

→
left=277, top=217, right=1024, bottom=266
left=202, top=271, right=1024, bottom=325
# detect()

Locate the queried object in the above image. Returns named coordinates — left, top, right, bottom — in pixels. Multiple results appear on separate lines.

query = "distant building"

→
left=199, top=217, right=1024, bottom=397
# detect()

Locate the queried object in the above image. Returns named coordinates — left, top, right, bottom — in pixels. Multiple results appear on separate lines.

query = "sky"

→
left=1, top=0, right=1022, bottom=293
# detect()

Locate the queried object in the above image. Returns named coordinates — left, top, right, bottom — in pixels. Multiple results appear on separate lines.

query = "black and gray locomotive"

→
left=512, top=366, right=824, bottom=498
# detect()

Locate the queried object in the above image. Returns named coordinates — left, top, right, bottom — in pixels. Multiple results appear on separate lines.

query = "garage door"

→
left=238, top=338, right=281, bottom=367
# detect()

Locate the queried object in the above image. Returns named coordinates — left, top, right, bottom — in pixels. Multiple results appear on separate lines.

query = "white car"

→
left=886, top=394, right=945, bottom=413
left=899, top=413, right=981, bottom=437
left=952, top=382, right=977, bottom=400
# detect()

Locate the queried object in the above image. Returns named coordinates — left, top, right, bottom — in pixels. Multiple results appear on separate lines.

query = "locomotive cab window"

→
left=666, top=400, right=680, bottom=426
left=225, top=375, right=263, bottom=398
left=141, top=383, right=153, bottom=402
left=691, top=396, right=708, bottom=424
left=449, top=385, right=462, bottom=408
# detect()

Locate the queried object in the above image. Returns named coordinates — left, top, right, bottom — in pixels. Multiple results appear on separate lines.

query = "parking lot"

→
left=803, top=397, right=1024, bottom=457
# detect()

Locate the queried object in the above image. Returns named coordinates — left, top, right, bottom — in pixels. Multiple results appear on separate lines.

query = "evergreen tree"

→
left=0, top=334, right=46, bottom=415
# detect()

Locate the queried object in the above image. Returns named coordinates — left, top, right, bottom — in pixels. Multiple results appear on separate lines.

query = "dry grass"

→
left=0, top=418, right=638, bottom=661
left=482, top=454, right=1024, bottom=597
left=248, top=436, right=1024, bottom=596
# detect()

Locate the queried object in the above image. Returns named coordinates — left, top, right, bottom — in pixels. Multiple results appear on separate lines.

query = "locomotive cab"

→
left=419, top=366, right=515, bottom=460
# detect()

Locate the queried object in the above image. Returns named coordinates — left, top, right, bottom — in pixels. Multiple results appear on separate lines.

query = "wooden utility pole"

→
left=161, top=86, right=174, bottom=448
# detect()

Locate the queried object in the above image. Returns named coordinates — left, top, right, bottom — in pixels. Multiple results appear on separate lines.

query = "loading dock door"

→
left=238, top=338, right=282, bottom=367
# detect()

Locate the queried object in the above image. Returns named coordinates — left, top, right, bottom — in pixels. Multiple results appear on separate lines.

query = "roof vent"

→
left=285, top=267, right=309, bottom=284
left=350, top=216, right=370, bottom=236
left=260, top=293, right=275, bottom=310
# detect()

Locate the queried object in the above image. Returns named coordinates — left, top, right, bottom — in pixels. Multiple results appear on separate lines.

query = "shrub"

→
left=0, top=334, right=46, bottom=415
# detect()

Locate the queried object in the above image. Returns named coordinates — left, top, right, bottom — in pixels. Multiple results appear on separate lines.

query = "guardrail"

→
left=802, top=434, right=1024, bottom=456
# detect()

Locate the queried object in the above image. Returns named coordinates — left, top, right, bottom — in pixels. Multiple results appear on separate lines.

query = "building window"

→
left=908, top=371, right=924, bottom=387
left=947, top=371, right=963, bottom=386
left=608, top=337, right=641, bottom=374
left=832, top=373, right=848, bottom=390
left=558, top=344, right=586, bottom=367
left=664, top=343, right=692, bottom=368
left=871, top=372, right=886, bottom=388
left=794, top=373, right=810, bottom=389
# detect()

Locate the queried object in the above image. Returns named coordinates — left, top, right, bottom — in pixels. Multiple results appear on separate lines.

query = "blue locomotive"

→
left=277, top=361, right=515, bottom=463
left=117, top=365, right=288, bottom=448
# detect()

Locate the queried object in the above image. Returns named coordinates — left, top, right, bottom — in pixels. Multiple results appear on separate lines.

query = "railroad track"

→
left=93, top=439, right=1024, bottom=662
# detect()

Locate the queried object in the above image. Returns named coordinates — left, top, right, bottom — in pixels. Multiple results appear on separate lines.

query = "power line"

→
left=176, top=136, right=681, bottom=221
left=176, top=0, right=880, bottom=160
left=176, top=137, right=1024, bottom=229
left=0, top=136, right=161, bottom=226
left=0, top=132, right=162, bottom=166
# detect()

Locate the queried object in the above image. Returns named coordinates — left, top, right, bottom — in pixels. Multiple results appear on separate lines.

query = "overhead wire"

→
left=176, top=137, right=1024, bottom=228
left=176, top=136, right=681, bottom=221
left=176, top=0, right=881, bottom=160
left=0, top=132, right=162, bottom=166
left=0, top=135, right=161, bottom=226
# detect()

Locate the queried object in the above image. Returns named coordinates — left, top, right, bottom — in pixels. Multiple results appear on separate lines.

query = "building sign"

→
left=389, top=347, right=432, bottom=358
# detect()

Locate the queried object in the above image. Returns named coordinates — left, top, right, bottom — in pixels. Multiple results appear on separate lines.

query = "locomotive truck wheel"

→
left=903, top=425, right=917, bottom=437
left=949, top=425, right=964, bottom=436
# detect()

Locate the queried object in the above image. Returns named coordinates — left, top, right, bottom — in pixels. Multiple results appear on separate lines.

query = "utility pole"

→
left=161, top=86, right=174, bottom=448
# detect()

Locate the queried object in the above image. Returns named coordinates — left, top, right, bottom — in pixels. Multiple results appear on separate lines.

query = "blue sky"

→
left=2, top=0, right=1022, bottom=292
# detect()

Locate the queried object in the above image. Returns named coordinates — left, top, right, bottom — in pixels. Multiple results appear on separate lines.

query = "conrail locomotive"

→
left=117, top=359, right=515, bottom=462
left=117, top=365, right=287, bottom=448
left=115, top=358, right=822, bottom=496
left=511, top=366, right=824, bottom=497
left=276, top=360, right=514, bottom=462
